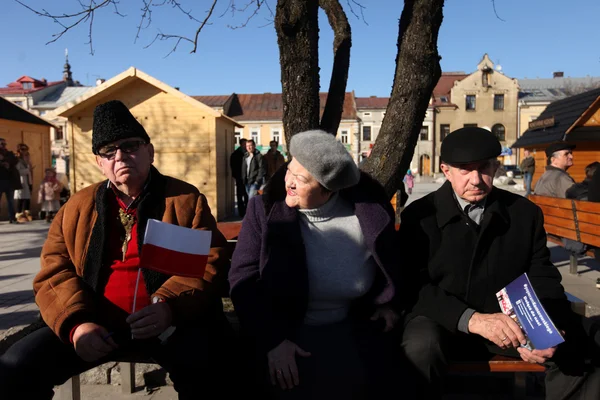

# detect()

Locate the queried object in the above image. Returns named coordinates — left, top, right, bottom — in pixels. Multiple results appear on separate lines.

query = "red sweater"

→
left=102, top=192, right=150, bottom=313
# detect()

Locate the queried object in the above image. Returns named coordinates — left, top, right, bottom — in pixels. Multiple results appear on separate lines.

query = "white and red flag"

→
left=140, top=219, right=212, bottom=278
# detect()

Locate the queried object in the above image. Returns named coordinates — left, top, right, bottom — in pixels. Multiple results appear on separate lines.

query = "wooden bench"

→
left=448, top=355, right=545, bottom=399
left=58, top=355, right=154, bottom=400
left=529, top=195, right=600, bottom=274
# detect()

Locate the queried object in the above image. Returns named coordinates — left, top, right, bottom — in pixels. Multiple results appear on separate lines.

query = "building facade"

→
left=194, top=92, right=362, bottom=162
left=355, top=96, right=435, bottom=176
left=433, top=54, right=519, bottom=172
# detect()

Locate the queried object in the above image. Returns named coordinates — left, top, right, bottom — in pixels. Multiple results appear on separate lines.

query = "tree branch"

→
left=319, top=0, right=351, bottom=135
left=345, top=0, right=367, bottom=24
left=491, top=0, right=506, bottom=22
left=15, top=0, right=121, bottom=55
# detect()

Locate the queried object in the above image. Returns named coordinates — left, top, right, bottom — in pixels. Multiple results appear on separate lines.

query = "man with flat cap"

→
left=399, top=127, right=599, bottom=399
left=0, top=100, right=236, bottom=399
left=534, top=142, right=576, bottom=198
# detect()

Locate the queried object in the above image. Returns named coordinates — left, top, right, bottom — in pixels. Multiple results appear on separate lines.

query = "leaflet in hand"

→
left=496, top=272, right=564, bottom=350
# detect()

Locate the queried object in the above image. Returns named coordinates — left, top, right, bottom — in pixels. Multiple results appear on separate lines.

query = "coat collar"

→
left=434, top=180, right=509, bottom=229
left=83, top=165, right=170, bottom=295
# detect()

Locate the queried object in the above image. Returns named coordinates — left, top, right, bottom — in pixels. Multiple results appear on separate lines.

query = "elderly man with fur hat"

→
left=399, top=127, right=600, bottom=399
left=229, top=130, right=405, bottom=399
left=0, top=100, right=234, bottom=399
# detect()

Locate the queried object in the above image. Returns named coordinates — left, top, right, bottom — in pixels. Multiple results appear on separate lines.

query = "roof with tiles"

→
left=431, top=72, right=469, bottom=107
left=193, top=92, right=359, bottom=121
left=519, top=76, right=600, bottom=103
left=355, top=96, right=389, bottom=109
left=33, top=86, right=94, bottom=109
left=192, top=95, right=231, bottom=108
left=0, top=76, right=64, bottom=95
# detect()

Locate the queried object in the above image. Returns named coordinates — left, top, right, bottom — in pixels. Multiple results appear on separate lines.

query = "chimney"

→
left=553, top=71, right=564, bottom=78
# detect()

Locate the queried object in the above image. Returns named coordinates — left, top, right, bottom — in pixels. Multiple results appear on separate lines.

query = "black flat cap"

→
left=440, top=127, right=501, bottom=164
left=545, top=142, right=576, bottom=157
left=92, top=100, right=150, bottom=154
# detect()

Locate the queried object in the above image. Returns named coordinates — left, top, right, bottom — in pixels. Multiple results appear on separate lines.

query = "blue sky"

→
left=1, top=0, right=599, bottom=97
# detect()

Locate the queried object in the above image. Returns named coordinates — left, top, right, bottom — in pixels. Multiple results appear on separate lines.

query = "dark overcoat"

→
left=399, top=181, right=576, bottom=334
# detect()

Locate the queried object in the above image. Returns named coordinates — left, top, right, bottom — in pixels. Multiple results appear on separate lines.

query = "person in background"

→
left=38, top=167, right=62, bottom=223
left=230, top=138, right=248, bottom=217
left=566, top=161, right=600, bottom=201
left=0, top=137, right=20, bottom=223
left=519, top=149, right=535, bottom=196
left=265, top=140, right=285, bottom=181
left=534, top=142, right=575, bottom=198
left=404, top=170, right=415, bottom=195
left=229, top=130, right=405, bottom=399
left=241, top=139, right=266, bottom=200
left=14, top=143, right=33, bottom=223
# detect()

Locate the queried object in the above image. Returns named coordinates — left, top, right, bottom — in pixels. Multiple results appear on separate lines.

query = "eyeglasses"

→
left=98, top=140, right=146, bottom=160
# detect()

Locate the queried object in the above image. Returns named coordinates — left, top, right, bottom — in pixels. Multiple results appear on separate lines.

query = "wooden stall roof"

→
left=51, top=67, right=242, bottom=128
left=0, top=97, right=56, bottom=128
left=513, top=87, right=600, bottom=148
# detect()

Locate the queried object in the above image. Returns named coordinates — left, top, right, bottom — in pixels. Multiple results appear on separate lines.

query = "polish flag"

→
left=140, top=219, right=212, bottom=278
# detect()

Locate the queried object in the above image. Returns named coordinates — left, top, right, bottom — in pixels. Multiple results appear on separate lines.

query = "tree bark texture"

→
left=318, top=0, right=351, bottom=136
left=361, top=0, right=444, bottom=199
left=275, top=0, right=321, bottom=148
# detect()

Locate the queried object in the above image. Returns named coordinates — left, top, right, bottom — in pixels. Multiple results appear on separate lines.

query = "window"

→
left=14, top=101, right=23, bottom=107
left=419, top=126, right=429, bottom=141
left=251, top=128, right=259, bottom=144
left=464, top=124, right=478, bottom=128
left=494, top=94, right=504, bottom=111
left=465, top=95, right=476, bottom=111
left=234, top=128, right=243, bottom=145
left=55, top=127, right=64, bottom=141
left=340, top=130, right=349, bottom=144
left=492, top=124, right=505, bottom=141
left=22, top=82, right=32, bottom=90
left=440, top=124, right=450, bottom=141
left=363, top=112, right=371, bottom=116
left=39, top=110, right=46, bottom=116
left=271, top=129, right=281, bottom=143
left=362, top=126, right=372, bottom=141
left=440, top=96, right=449, bottom=103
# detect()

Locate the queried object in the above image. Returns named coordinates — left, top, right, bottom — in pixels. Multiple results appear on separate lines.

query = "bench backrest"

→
left=529, top=195, right=600, bottom=247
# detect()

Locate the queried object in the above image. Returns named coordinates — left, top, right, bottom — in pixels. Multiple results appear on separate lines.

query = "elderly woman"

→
left=229, top=130, right=405, bottom=399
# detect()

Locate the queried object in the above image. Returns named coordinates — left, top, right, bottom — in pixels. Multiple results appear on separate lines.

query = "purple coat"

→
left=229, top=171, right=404, bottom=352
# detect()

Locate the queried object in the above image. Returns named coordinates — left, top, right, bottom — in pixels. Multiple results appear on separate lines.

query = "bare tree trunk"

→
left=362, top=0, right=444, bottom=198
left=275, top=0, right=320, bottom=147
left=318, top=0, right=351, bottom=136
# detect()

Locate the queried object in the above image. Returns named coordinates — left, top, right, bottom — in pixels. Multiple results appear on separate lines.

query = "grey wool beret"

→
left=92, top=100, right=151, bottom=154
left=289, top=130, right=360, bottom=191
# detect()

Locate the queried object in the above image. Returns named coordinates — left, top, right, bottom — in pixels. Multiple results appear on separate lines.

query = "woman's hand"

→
left=267, top=339, right=311, bottom=390
left=371, top=305, right=400, bottom=332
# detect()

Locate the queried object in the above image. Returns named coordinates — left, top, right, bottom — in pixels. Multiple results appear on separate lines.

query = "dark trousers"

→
left=0, top=323, right=240, bottom=399
left=264, top=319, right=401, bottom=400
left=235, top=179, right=248, bottom=218
left=17, top=198, right=30, bottom=213
left=0, top=180, right=15, bottom=221
left=401, top=315, right=600, bottom=400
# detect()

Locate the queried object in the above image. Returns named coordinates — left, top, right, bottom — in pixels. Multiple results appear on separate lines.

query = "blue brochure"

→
left=496, top=273, right=565, bottom=350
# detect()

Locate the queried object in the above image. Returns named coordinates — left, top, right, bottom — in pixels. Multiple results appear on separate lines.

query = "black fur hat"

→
left=92, top=100, right=150, bottom=154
